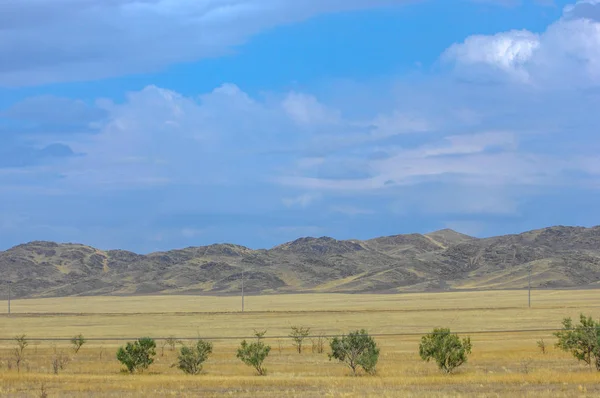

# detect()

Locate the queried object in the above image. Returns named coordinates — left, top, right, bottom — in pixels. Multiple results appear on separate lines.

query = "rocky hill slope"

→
left=1, top=226, right=600, bottom=298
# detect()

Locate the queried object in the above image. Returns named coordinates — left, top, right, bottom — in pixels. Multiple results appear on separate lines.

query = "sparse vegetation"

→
left=537, top=338, right=547, bottom=354
left=329, top=329, right=379, bottom=375
left=71, top=334, right=86, bottom=354
left=13, top=334, right=28, bottom=373
left=311, top=335, right=326, bottom=354
left=51, top=347, right=70, bottom=375
left=39, top=383, right=48, bottom=398
left=237, top=338, right=271, bottom=376
left=162, top=336, right=181, bottom=356
left=253, top=329, right=267, bottom=341
left=289, top=326, right=311, bottom=354
left=1, top=290, right=600, bottom=396
left=176, top=339, right=213, bottom=375
left=419, top=328, right=472, bottom=373
left=554, top=314, right=600, bottom=370
left=116, top=337, right=156, bottom=374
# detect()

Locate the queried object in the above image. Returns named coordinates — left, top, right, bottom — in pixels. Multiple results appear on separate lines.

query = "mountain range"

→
left=2, top=225, right=600, bottom=298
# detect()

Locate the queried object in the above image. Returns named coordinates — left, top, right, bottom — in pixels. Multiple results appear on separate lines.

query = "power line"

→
left=0, top=327, right=579, bottom=342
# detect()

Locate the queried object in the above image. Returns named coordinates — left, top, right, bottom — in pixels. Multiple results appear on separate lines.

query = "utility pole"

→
left=7, top=282, right=11, bottom=316
left=528, top=265, right=531, bottom=308
left=241, top=268, right=244, bottom=313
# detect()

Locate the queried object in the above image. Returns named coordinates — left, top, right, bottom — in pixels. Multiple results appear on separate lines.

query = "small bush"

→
left=537, top=339, right=547, bottom=354
left=253, top=329, right=267, bottom=340
left=289, top=326, right=311, bottom=354
left=555, top=314, right=600, bottom=370
left=419, top=328, right=472, bottom=374
left=51, top=347, right=70, bottom=375
left=162, top=336, right=181, bottom=356
left=39, top=383, right=48, bottom=398
left=13, top=334, right=28, bottom=373
left=116, top=337, right=156, bottom=374
left=329, top=329, right=379, bottom=375
left=237, top=339, right=271, bottom=375
left=71, top=334, right=86, bottom=354
left=311, top=335, right=326, bottom=354
left=177, top=339, right=213, bottom=375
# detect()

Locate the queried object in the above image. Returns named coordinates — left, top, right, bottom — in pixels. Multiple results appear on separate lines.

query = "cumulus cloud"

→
left=5, top=78, right=598, bottom=203
left=443, top=0, right=600, bottom=86
left=282, top=92, right=341, bottom=126
left=443, top=30, right=540, bottom=82
left=1, top=79, right=599, bottom=250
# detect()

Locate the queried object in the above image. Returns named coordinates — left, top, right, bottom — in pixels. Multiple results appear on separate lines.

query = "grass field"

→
left=1, top=289, right=600, bottom=397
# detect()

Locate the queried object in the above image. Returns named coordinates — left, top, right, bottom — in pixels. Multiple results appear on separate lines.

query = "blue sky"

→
left=1, top=0, right=600, bottom=253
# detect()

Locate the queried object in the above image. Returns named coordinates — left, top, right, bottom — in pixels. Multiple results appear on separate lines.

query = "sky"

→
left=1, top=0, right=600, bottom=253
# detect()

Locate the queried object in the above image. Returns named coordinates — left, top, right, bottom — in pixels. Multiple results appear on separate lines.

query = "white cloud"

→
left=277, top=130, right=566, bottom=192
left=370, top=111, right=432, bottom=137
left=282, top=92, right=340, bottom=126
left=0, top=0, right=420, bottom=86
left=55, top=84, right=288, bottom=188
left=443, top=0, right=600, bottom=86
left=4, top=73, right=600, bottom=222
left=443, top=30, right=540, bottom=82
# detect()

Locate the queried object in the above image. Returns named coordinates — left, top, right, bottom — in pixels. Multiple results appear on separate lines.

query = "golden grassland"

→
left=0, top=289, right=600, bottom=397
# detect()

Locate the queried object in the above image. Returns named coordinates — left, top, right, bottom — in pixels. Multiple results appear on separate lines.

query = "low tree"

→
left=13, top=334, right=28, bottom=373
left=554, top=314, right=600, bottom=371
left=116, top=337, right=156, bottom=374
left=419, top=328, right=472, bottom=374
left=71, top=334, right=86, bottom=354
left=537, top=338, right=547, bottom=355
left=289, top=326, right=311, bottom=354
left=329, top=329, right=380, bottom=375
left=237, top=338, right=271, bottom=376
left=177, top=339, right=213, bottom=375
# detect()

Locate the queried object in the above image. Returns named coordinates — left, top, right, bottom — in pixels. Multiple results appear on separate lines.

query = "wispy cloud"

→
left=0, top=0, right=423, bottom=86
left=282, top=193, right=321, bottom=208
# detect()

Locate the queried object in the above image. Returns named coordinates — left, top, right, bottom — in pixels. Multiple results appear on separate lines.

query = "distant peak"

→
left=11, top=241, right=60, bottom=250
left=426, top=229, right=472, bottom=237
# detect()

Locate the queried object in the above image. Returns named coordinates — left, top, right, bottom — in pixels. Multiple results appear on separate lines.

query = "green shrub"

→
left=116, top=337, right=156, bottom=373
left=71, top=334, right=86, bottom=354
left=329, top=329, right=379, bottom=375
left=237, top=339, right=271, bottom=375
left=177, top=339, right=213, bottom=375
left=419, top=328, right=472, bottom=373
left=555, top=314, right=600, bottom=370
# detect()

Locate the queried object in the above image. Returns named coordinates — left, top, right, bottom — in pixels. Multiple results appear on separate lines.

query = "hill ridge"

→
left=2, top=225, right=600, bottom=298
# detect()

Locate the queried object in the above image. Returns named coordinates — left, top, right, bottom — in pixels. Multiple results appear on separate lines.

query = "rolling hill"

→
left=1, top=225, right=600, bottom=298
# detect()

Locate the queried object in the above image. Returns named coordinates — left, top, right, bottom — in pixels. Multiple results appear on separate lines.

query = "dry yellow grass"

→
left=1, top=289, right=600, bottom=397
